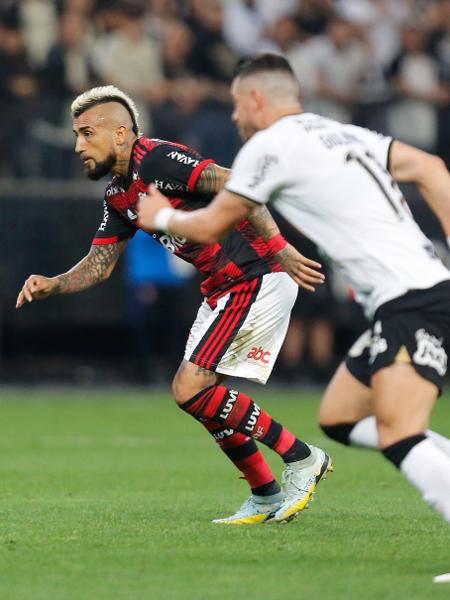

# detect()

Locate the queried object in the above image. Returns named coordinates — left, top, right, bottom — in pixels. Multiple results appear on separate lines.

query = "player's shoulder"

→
left=339, top=122, right=391, bottom=144
left=137, top=136, right=205, bottom=165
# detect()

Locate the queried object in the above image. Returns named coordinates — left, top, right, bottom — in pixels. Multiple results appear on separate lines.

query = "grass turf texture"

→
left=0, top=388, right=449, bottom=600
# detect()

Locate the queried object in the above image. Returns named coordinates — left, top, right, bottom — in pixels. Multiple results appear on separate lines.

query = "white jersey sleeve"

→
left=225, top=131, right=286, bottom=204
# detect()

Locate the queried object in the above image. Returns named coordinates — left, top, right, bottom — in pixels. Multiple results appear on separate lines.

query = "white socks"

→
left=348, top=416, right=379, bottom=447
left=400, top=438, right=450, bottom=523
left=347, top=416, right=450, bottom=522
left=349, top=416, right=450, bottom=457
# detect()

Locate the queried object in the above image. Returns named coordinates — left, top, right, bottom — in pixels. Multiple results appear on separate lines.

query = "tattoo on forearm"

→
left=56, top=242, right=126, bottom=294
left=247, top=205, right=280, bottom=240
left=196, top=165, right=230, bottom=194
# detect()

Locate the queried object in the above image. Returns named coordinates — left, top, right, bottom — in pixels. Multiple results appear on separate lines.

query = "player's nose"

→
left=75, top=137, right=85, bottom=153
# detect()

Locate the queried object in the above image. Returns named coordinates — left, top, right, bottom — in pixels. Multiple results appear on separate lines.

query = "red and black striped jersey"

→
left=93, top=136, right=283, bottom=305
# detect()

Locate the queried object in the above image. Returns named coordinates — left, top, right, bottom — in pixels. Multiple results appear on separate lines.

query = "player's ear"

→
left=250, top=88, right=264, bottom=110
left=114, top=125, right=127, bottom=146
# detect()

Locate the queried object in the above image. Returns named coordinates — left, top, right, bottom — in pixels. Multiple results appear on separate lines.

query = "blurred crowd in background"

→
left=1, top=0, right=450, bottom=386
left=1, top=0, right=449, bottom=177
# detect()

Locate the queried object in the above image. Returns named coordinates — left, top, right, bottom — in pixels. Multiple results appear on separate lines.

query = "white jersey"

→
left=226, top=113, right=450, bottom=318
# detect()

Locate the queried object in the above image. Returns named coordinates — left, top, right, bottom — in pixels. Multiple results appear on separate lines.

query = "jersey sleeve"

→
left=345, top=124, right=394, bottom=170
left=225, top=132, right=285, bottom=205
left=92, top=200, right=136, bottom=245
left=138, top=143, right=215, bottom=193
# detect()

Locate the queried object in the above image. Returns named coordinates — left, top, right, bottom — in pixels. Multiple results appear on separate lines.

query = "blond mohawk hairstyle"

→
left=71, top=85, right=141, bottom=135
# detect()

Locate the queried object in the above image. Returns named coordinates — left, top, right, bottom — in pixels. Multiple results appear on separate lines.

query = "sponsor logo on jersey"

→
left=244, top=403, right=261, bottom=433
left=247, top=347, right=271, bottom=364
left=106, top=185, right=125, bottom=197
left=219, top=389, right=238, bottom=420
left=166, top=151, right=200, bottom=167
left=369, top=320, right=388, bottom=364
left=158, top=233, right=187, bottom=253
left=154, top=179, right=188, bottom=192
left=98, top=201, right=109, bottom=231
left=413, top=328, right=447, bottom=376
left=248, top=154, right=278, bottom=189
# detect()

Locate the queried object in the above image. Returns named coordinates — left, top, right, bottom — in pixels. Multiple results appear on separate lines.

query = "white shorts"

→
left=184, top=272, right=298, bottom=384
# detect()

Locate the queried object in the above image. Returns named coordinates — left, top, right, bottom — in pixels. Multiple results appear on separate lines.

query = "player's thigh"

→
left=185, top=273, right=297, bottom=386
left=172, top=359, right=226, bottom=405
left=318, top=361, right=372, bottom=425
left=371, top=363, right=438, bottom=448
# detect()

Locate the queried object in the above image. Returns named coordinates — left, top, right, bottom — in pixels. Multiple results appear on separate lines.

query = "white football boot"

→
left=274, top=445, right=333, bottom=523
left=212, top=492, right=284, bottom=525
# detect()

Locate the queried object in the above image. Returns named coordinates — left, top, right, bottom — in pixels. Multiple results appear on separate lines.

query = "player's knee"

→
left=171, top=373, right=209, bottom=406
left=171, top=375, right=188, bottom=406
left=319, top=422, right=355, bottom=446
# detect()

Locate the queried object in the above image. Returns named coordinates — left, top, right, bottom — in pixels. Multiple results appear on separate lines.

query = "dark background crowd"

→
left=1, top=0, right=449, bottom=386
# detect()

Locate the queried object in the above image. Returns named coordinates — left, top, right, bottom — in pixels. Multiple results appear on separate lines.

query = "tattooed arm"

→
left=194, top=164, right=230, bottom=194
left=247, top=206, right=325, bottom=292
left=16, top=241, right=127, bottom=308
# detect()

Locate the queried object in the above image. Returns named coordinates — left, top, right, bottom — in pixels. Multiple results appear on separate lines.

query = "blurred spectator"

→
left=264, top=14, right=304, bottom=54
left=63, top=0, right=95, bottom=16
left=145, top=0, right=181, bottom=39
left=261, top=15, right=322, bottom=108
left=387, top=22, right=450, bottom=151
left=295, top=0, right=335, bottom=36
left=90, top=1, right=123, bottom=74
left=19, top=0, right=59, bottom=68
left=187, top=0, right=237, bottom=85
left=41, top=11, right=95, bottom=104
left=255, top=0, right=299, bottom=25
left=92, top=2, right=167, bottom=135
left=33, top=11, right=96, bottom=177
left=153, top=5, right=240, bottom=164
left=426, top=0, right=450, bottom=165
left=0, top=20, right=39, bottom=176
left=312, top=17, right=369, bottom=123
left=223, top=0, right=267, bottom=57
left=336, top=0, right=410, bottom=66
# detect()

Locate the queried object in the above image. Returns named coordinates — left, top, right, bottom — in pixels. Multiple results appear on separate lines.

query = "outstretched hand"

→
left=277, top=243, right=325, bottom=292
left=16, top=275, right=57, bottom=308
left=137, top=184, right=171, bottom=232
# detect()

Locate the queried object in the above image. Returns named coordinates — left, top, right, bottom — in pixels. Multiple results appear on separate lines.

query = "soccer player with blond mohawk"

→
left=17, top=84, right=332, bottom=524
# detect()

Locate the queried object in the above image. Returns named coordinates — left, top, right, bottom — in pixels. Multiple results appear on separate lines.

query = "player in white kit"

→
left=137, top=54, right=450, bottom=528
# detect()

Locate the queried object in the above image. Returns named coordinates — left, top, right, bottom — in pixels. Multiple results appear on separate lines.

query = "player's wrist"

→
left=154, top=207, right=176, bottom=232
left=267, top=233, right=287, bottom=254
left=50, top=276, right=64, bottom=294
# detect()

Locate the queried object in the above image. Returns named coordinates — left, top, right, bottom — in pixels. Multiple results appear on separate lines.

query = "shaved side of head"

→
left=87, top=101, right=135, bottom=133
left=235, top=70, right=300, bottom=107
left=233, top=53, right=301, bottom=106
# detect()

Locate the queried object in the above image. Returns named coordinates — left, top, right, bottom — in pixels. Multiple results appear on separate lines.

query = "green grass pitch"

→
left=0, top=387, right=449, bottom=600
